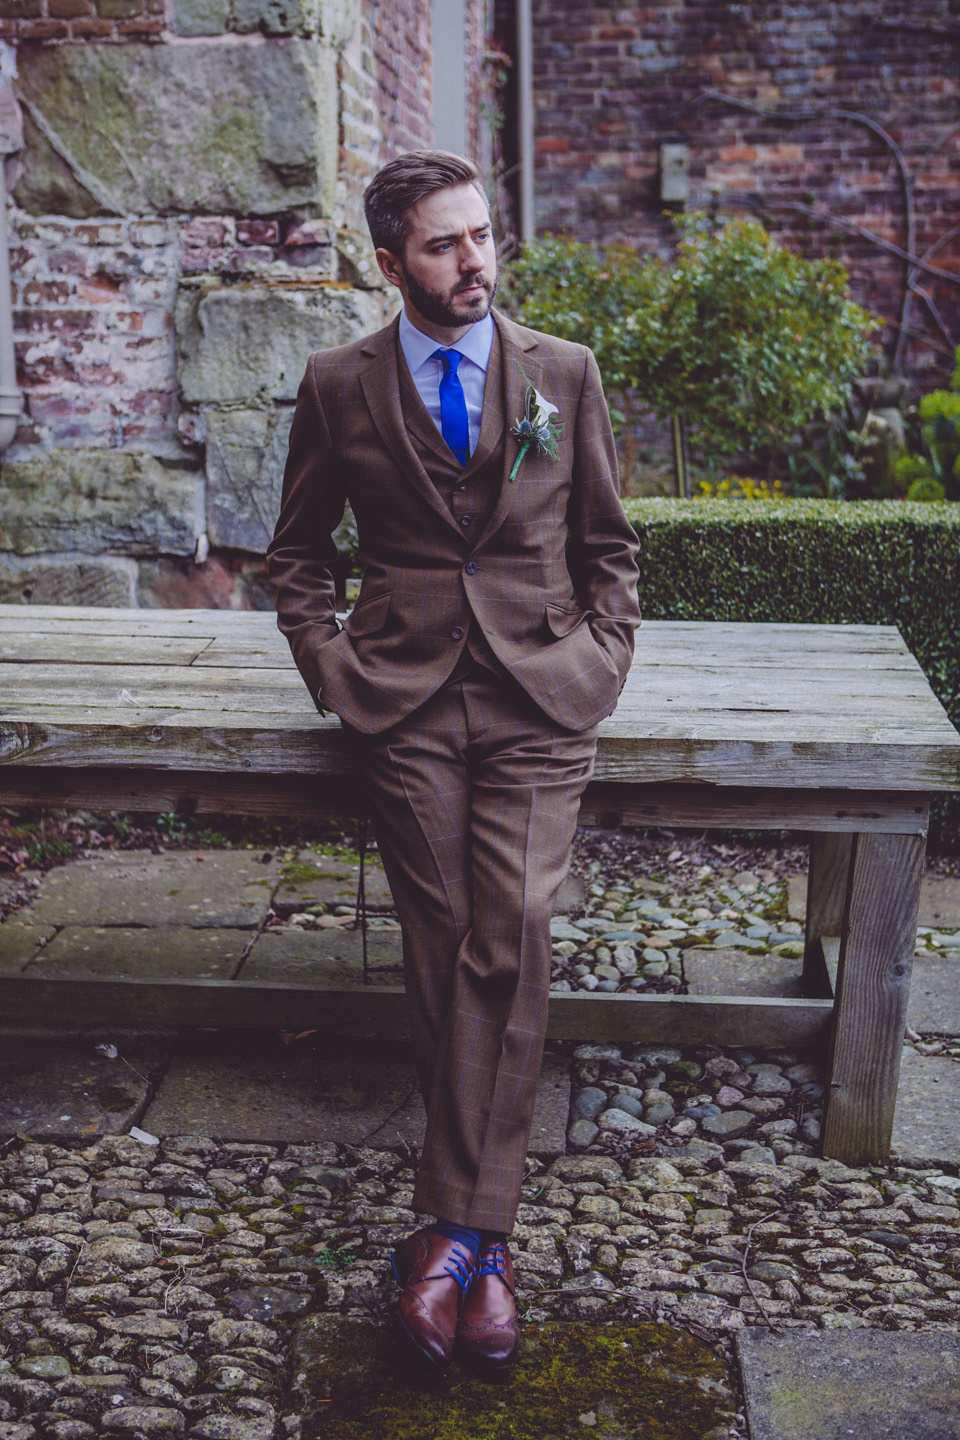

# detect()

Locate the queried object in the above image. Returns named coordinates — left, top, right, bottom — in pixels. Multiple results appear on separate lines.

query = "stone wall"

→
left=529, top=0, right=960, bottom=387
left=0, top=0, right=464, bottom=608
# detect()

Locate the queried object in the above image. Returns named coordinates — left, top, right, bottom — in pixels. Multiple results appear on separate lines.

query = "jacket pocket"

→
left=344, top=590, right=391, bottom=636
left=545, top=601, right=593, bottom=638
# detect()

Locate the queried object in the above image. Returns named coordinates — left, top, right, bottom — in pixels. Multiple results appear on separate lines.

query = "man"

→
left=267, top=150, right=641, bottom=1377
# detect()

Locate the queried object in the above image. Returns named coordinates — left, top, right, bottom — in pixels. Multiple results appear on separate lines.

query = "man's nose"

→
left=460, top=238, right=484, bottom=269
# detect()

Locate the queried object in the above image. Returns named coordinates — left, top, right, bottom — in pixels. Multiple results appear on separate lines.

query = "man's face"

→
left=376, top=182, right=498, bottom=340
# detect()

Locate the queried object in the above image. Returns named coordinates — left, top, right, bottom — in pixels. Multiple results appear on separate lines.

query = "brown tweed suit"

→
left=268, top=307, right=641, bottom=1232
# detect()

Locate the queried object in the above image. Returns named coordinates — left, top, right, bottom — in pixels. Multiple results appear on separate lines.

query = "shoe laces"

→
left=441, top=1243, right=476, bottom=1293
left=476, top=1242, right=508, bottom=1280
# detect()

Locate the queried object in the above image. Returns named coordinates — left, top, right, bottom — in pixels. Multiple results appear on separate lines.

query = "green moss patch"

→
left=293, top=1318, right=734, bottom=1439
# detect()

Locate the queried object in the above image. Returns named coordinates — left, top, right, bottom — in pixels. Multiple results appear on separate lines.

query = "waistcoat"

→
left=398, top=331, right=507, bottom=678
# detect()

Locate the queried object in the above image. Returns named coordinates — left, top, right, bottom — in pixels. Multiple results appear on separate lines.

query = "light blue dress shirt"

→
left=398, top=309, right=494, bottom=460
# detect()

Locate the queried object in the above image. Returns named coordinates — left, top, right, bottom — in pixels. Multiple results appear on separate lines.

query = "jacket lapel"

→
left=472, top=310, right=542, bottom=550
left=358, top=318, right=466, bottom=539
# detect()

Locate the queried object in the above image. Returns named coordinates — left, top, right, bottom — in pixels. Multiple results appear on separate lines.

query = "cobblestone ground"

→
left=1, top=832, right=958, bottom=1439
left=0, top=1133, right=958, bottom=1439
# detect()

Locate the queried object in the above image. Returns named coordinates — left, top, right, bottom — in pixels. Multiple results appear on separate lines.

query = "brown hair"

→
left=363, top=150, right=486, bottom=257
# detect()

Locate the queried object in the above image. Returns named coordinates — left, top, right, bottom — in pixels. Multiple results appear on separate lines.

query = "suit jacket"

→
left=266, top=308, right=641, bottom=735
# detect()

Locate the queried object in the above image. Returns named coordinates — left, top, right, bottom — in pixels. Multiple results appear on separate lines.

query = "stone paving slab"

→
left=684, top=947, right=805, bottom=997
left=908, top=952, right=960, bottom=1034
left=275, top=850, right=394, bottom=915
left=241, top=926, right=404, bottom=984
left=141, top=1035, right=570, bottom=1154
left=23, top=924, right=250, bottom=979
left=787, top=870, right=960, bottom=930
left=0, top=920, right=55, bottom=972
left=892, top=1046, right=960, bottom=1164
left=292, top=1316, right=735, bottom=1439
left=0, top=1035, right=174, bottom=1138
left=27, top=849, right=278, bottom=929
left=919, top=874, right=960, bottom=930
left=737, top=1326, right=960, bottom=1440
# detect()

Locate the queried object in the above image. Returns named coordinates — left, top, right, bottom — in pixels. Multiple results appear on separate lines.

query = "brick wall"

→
left=0, top=0, right=456, bottom=607
left=340, top=0, right=435, bottom=233
left=0, top=0, right=164, bottom=44
left=530, top=0, right=960, bottom=384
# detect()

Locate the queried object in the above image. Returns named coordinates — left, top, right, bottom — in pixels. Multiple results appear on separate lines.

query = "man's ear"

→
left=375, top=246, right=405, bottom=289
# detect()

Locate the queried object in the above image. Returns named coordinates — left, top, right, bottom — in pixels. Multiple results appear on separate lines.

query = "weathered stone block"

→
left=173, top=0, right=356, bottom=38
left=13, top=108, right=101, bottom=220
left=205, top=407, right=294, bottom=552
left=232, top=0, right=319, bottom=36
left=172, top=0, right=230, bottom=34
left=0, top=450, right=204, bottom=556
left=176, top=282, right=382, bottom=403
left=14, top=40, right=338, bottom=217
left=0, top=553, right=138, bottom=605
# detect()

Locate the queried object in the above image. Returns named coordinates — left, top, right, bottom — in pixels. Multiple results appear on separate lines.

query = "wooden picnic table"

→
left=1, top=603, right=959, bottom=1166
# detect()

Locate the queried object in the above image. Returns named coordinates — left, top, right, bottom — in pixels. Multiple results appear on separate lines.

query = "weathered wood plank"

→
left=821, top=831, right=925, bottom=1165
left=2, top=719, right=958, bottom=791
left=0, top=770, right=931, bottom=835
left=1, top=661, right=941, bottom=704
left=0, top=636, right=213, bottom=665
left=0, top=973, right=834, bottom=1044
left=578, top=785, right=929, bottom=836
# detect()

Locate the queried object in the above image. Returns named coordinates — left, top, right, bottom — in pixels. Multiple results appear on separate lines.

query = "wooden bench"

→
left=2, top=604, right=959, bottom=1166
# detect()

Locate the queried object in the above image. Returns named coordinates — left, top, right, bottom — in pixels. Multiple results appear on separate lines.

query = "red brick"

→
left=237, top=219, right=280, bottom=245
left=48, top=0, right=93, bottom=15
left=16, top=18, right=69, bottom=36
left=0, top=0, right=42, bottom=16
left=181, top=218, right=226, bottom=246
left=79, top=276, right=125, bottom=302
left=68, top=16, right=113, bottom=34
left=21, top=279, right=72, bottom=305
left=114, top=17, right=164, bottom=33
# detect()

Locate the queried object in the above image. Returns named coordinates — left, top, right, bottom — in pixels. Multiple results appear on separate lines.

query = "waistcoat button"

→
left=451, top=626, right=464, bottom=640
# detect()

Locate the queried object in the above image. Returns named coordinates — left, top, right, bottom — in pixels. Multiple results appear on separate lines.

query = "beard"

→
left=401, top=265, right=497, bottom=329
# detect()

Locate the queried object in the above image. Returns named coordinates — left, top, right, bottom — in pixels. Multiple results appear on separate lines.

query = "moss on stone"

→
left=294, top=1318, right=734, bottom=1439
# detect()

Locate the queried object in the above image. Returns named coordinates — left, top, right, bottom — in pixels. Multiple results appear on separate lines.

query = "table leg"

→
left=821, top=830, right=925, bottom=1165
left=803, top=832, right=853, bottom=997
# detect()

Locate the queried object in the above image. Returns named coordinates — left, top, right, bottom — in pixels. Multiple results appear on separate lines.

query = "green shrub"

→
left=624, top=497, right=960, bottom=848
left=505, top=219, right=877, bottom=483
left=894, top=348, right=960, bottom=503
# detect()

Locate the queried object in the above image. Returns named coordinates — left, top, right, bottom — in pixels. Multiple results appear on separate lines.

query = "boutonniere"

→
left=509, top=374, right=563, bottom=482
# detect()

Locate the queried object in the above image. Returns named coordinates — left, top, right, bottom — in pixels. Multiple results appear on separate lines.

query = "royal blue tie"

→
left=433, top=348, right=469, bottom=466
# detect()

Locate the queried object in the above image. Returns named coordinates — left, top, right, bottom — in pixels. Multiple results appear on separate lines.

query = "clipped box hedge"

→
left=622, top=498, right=960, bottom=849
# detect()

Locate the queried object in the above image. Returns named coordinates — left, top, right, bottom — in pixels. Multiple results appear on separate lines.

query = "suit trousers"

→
left=348, top=665, right=598, bottom=1234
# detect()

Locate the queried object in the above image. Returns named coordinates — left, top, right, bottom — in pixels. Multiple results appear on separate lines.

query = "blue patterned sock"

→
left=434, top=1220, right=481, bottom=1257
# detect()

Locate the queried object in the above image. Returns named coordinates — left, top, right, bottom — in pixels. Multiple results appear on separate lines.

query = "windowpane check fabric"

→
left=351, top=671, right=597, bottom=1233
left=433, top=348, right=470, bottom=465
left=267, top=306, right=642, bottom=1235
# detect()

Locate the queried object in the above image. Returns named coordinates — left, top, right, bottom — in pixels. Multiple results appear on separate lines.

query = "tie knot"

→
left=433, top=347, right=463, bottom=378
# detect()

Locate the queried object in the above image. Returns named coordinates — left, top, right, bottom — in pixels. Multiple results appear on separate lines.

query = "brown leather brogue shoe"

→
left=456, top=1239, right=520, bottom=1377
left=390, top=1227, right=477, bottom=1373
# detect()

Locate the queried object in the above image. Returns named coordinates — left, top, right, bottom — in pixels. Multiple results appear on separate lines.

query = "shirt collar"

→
left=399, top=308, right=495, bottom=376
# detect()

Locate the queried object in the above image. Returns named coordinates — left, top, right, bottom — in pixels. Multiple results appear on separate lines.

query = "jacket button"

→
left=451, top=626, right=464, bottom=641
left=465, top=561, right=477, bottom=575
